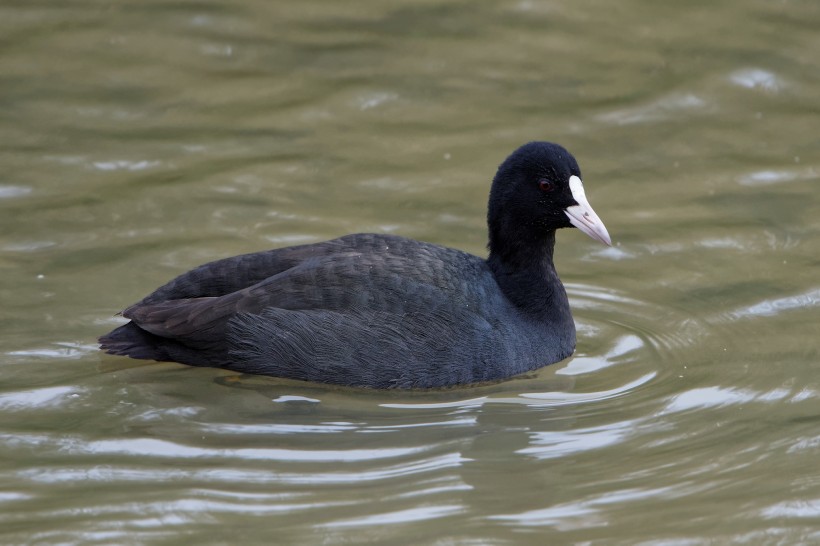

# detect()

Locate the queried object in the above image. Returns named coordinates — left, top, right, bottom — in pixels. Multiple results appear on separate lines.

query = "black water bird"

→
left=100, top=142, right=611, bottom=388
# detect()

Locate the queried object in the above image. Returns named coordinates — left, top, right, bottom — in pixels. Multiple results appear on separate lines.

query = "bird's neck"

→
left=487, top=231, right=570, bottom=319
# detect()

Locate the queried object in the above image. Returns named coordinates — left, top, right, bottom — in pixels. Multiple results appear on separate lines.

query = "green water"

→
left=2, top=0, right=819, bottom=544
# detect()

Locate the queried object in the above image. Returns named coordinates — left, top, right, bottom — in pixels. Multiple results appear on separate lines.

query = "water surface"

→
left=2, top=0, right=819, bottom=544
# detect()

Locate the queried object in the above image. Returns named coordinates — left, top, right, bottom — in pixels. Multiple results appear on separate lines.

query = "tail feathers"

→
left=100, top=321, right=229, bottom=368
left=99, top=322, right=172, bottom=361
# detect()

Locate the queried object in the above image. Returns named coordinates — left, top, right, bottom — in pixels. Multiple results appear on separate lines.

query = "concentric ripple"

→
left=0, top=281, right=712, bottom=544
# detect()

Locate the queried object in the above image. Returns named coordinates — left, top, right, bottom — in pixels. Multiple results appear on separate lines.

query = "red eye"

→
left=539, top=179, right=555, bottom=192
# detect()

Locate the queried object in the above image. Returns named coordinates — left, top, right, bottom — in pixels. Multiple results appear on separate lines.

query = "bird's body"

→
left=100, top=142, right=611, bottom=388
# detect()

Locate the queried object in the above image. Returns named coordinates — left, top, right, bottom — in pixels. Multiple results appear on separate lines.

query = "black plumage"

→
left=100, top=142, right=611, bottom=388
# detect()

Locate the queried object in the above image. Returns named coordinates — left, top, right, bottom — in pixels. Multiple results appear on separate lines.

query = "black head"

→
left=487, top=141, right=610, bottom=257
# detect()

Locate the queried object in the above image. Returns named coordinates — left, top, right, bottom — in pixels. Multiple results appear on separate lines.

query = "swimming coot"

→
left=100, top=141, right=611, bottom=388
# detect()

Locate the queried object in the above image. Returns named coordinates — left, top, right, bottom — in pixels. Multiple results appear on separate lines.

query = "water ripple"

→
left=489, top=486, right=685, bottom=530
left=0, top=386, right=82, bottom=410
left=597, top=93, right=710, bottom=125
left=660, top=386, right=790, bottom=415
left=319, top=504, right=463, bottom=528
left=7, top=342, right=100, bottom=360
left=0, top=185, right=32, bottom=199
left=737, top=167, right=817, bottom=187
left=380, top=373, right=656, bottom=410
left=761, top=500, right=820, bottom=519
left=19, top=452, right=469, bottom=486
left=74, top=437, right=431, bottom=462
left=518, top=418, right=643, bottom=460
left=729, top=68, right=785, bottom=92
left=198, top=422, right=358, bottom=435
left=723, top=287, right=820, bottom=320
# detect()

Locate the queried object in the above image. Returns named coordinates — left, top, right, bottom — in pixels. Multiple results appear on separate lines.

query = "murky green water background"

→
left=2, top=0, right=819, bottom=544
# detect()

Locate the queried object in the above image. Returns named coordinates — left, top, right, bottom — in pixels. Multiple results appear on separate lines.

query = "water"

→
left=2, top=0, right=819, bottom=543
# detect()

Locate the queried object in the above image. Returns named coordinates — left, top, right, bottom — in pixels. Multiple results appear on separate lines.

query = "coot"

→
left=100, top=142, right=611, bottom=388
